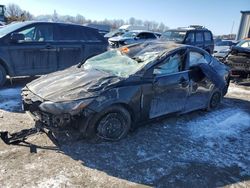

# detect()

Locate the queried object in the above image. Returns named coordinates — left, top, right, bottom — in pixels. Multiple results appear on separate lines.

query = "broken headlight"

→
left=39, top=98, right=94, bottom=115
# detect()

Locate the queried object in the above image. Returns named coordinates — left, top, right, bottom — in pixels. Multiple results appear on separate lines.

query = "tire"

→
left=208, top=90, right=222, bottom=110
left=90, top=105, right=131, bottom=141
left=0, top=65, right=7, bottom=87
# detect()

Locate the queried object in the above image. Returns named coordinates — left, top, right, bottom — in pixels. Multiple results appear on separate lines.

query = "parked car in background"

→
left=213, top=40, right=238, bottom=59
left=160, top=25, right=214, bottom=54
left=22, top=41, right=230, bottom=141
left=154, top=32, right=162, bottom=38
left=108, top=30, right=158, bottom=48
left=225, top=39, right=250, bottom=78
left=104, top=25, right=148, bottom=39
left=0, top=21, right=108, bottom=86
left=104, top=29, right=126, bottom=39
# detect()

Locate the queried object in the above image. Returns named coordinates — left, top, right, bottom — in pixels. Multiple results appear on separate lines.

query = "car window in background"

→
left=204, top=32, right=212, bottom=41
left=144, top=32, right=157, bottom=39
left=196, top=32, right=203, bottom=42
left=185, top=32, right=195, bottom=43
left=161, top=31, right=187, bottom=42
left=153, top=53, right=183, bottom=75
left=0, top=6, right=4, bottom=16
left=0, top=22, right=30, bottom=37
left=18, top=24, right=53, bottom=42
left=18, top=26, right=35, bottom=41
left=122, top=32, right=138, bottom=38
left=82, top=28, right=102, bottom=41
left=189, top=51, right=208, bottom=67
left=55, top=25, right=81, bottom=41
left=138, top=32, right=155, bottom=39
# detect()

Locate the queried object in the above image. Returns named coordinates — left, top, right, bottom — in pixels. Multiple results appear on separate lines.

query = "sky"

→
left=0, top=0, right=250, bottom=35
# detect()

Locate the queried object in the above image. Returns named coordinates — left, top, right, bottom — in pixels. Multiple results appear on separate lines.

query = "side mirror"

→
left=134, top=36, right=140, bottom=40
left=10, top=33, right=25, bottom=42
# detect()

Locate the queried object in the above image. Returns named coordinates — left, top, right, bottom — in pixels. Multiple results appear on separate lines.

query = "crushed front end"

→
left=21, top=87, right=95, bottom=131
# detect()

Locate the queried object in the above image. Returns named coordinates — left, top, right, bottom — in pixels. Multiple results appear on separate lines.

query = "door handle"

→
left=45, top=45, right=53, bottom=49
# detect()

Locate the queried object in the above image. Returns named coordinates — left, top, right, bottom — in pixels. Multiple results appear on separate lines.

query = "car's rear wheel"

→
left=0, top=65, right=6, bottom=87
left=94, top=105, right=131, bottom=141
left=208, top=91, right=222, bottom=110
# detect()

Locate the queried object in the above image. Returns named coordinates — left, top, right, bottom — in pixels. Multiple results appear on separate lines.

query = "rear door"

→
left=8, top=23, right=57, bottom=76
left=148, top=49, right=189, bottom=118
left=195, top=31, right=204, bottom=49
left=54, top=24, right=85, bottom=70
left=184, top=48, right=213, bottom=112
left=204, top=31, right=214, bottom=53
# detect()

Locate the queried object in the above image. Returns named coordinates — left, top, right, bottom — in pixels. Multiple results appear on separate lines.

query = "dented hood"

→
left=26, top=66, right=122, bottom=102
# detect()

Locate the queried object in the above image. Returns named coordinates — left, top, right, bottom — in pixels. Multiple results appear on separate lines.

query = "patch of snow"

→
left=228, top=85, right=250, bottom=95
left=0, top=88, right=21, bottom=97
left=0, top=100, right=22, bottom=112
left=187, top=108, right=250, bottom=138
left=0, top=87, right=22, bottom=112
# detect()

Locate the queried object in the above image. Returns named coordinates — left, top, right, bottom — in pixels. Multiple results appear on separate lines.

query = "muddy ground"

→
left=0, top=78, right=249, bottom=188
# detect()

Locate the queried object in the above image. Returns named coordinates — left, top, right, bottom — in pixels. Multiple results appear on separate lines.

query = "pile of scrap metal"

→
left=224, top=39, right=250, bottom=78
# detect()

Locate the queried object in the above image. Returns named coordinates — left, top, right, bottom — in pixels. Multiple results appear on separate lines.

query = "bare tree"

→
left=5, top=3, right=169, bottom=32
left=75, top=14, right=86, bottom=25
left=6, top=3, right=23, bottom=17
left=129, top=17, right=136, bottom=26
left=22, top=10, right=34, bottom=21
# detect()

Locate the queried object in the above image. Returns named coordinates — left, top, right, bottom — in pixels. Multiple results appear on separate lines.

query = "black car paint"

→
left=0, top=21, right=108, bottom=80
left=22, top=43, right=230, bottom=138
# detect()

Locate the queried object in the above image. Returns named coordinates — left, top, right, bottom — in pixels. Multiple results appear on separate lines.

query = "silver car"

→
left=108, top=30, right=158, bottom=48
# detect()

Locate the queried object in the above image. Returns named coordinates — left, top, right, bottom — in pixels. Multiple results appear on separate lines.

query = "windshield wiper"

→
left=77, top=59, right=86, bottom=68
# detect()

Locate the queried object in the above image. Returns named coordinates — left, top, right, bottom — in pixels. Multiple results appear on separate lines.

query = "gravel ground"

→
left=0, top=78, right=249, bottom=188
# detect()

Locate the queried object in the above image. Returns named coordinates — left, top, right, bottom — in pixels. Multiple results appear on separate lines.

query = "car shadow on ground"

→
left=44, top=97, right=250, bottom=187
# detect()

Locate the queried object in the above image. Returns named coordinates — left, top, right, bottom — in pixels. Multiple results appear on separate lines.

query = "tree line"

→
left=5, top=3, right=169, bottom=32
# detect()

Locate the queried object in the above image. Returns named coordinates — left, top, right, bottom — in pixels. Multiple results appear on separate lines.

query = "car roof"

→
left=165, top=27, right=211, bottom=32
left=127, top=30, right=155, bottom=33
left=13, top=21, right=96, bottom=29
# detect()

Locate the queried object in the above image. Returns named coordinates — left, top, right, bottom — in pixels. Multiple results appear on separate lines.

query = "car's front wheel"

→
left=94, top=105, right=131, bottom=141
left=0, top=65, right=6, bottom=87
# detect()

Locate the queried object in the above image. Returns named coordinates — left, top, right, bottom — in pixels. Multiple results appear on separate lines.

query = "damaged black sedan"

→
left=21, top=41, right=230, bottom=141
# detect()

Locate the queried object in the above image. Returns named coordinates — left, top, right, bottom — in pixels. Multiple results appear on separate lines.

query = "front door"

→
left=8, top=23, right=57, bottom=76
left=149, top=49, right=189, bottom=118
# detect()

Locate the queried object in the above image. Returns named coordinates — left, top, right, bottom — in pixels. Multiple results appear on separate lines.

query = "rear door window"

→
left=153, top=50, right=186, bottom=75
left=204, top=32, right=212, bottom=41
left=55, top=25, right=81, bottom=41
left=189, top=51, right=208, bottom=67
left=144, top=32, right=157, bottom=39
left=82, top=28, right=102, bottom=41
left=196, top=32, right=204, bottom=42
